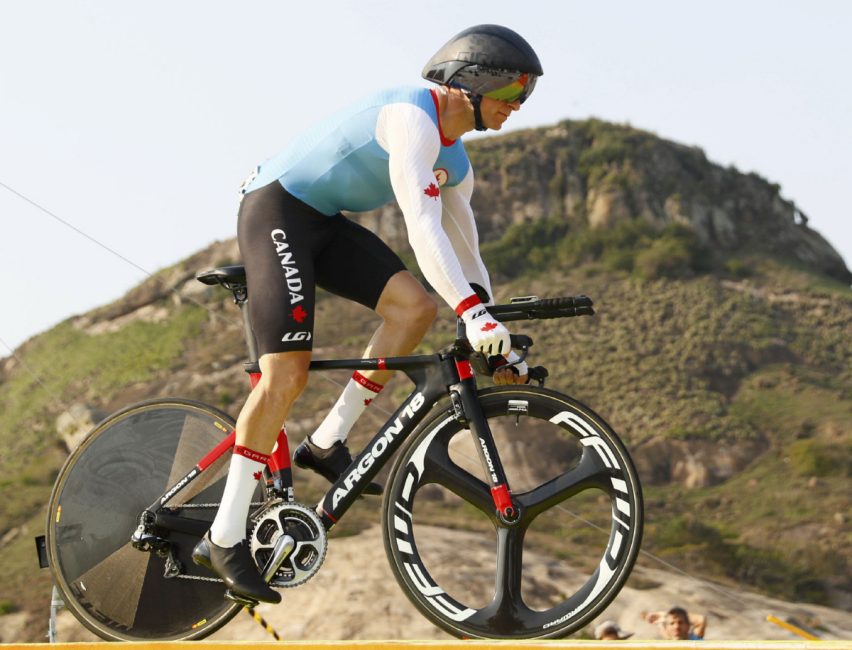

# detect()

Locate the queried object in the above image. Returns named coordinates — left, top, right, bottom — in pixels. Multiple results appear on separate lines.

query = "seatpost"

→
left=232, top=286, right=259, bottom=364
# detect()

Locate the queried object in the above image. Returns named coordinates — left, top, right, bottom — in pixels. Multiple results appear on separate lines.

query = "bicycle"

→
left=43, top=264, right=643, bottom=641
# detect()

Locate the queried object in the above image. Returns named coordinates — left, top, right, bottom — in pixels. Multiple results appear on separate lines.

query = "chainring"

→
left=249, top=502, right=327, bottom=588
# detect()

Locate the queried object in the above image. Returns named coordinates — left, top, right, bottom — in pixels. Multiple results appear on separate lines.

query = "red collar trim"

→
left=430, top=89, right=456, bottom=147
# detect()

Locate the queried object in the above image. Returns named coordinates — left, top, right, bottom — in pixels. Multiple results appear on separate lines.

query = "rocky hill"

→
left=0, top=118, right=849, bottom=641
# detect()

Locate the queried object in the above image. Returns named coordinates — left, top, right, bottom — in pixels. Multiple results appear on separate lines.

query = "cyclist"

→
left=193, top=24, right=543, bottom=603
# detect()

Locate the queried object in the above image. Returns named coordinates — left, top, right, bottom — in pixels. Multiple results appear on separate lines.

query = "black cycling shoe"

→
left=293, top=436, right=383, bottom=495
left=192, top=532, right=281, bottom=604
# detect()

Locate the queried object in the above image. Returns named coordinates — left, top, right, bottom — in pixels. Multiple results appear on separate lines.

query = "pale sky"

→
left=2, top=1, right=850, bottom=352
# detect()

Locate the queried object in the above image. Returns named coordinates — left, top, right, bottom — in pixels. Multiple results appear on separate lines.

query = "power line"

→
left=0, top=178, right=349, bottom=398
left=0, top=180, right=154, bottom=278
left=0, top=334, right=70, bottom=414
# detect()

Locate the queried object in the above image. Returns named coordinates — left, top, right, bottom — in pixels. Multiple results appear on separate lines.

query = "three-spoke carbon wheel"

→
left=45, top=399, right=250, bottom=641
left=381, top=386, right=643, bottom=639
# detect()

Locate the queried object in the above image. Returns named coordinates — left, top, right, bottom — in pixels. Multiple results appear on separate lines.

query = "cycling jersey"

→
left=244, top=86, right=493, bottom=312
left=245, top=87, right=470, bottom=213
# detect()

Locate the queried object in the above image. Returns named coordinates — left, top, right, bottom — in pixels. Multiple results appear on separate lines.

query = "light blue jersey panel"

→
left=245, top=87, right=470, bottom=215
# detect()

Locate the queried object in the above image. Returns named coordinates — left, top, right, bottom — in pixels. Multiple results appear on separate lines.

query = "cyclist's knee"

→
left=409, top=293, right=438, bottom=328
left=377, top=276, right=437, bottom=331
left=258, top=352, right=310, bottom=400
left=387, top=293, right=437, bottom=333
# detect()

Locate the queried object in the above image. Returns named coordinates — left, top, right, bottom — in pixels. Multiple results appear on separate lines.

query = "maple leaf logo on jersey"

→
left=253, top=471, right=263, bottom=481
left=364, top=398, right=373, bottom=407
left=481, top=322, right=498, bottom=332
left=424, top=182, right=440, bottom=199
left=292, top=305, right=308, bottom=323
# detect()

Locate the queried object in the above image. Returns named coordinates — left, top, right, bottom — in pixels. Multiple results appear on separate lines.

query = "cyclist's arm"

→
left=441, top=172, right=527, bottom=383
left=378, top=104, right=516, bottom=362
left=439, top=168, right=494, bottom=302
left=378, top=103, right=479, bottom=309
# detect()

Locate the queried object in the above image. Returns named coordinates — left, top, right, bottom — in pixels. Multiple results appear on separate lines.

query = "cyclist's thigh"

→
left=238, top=182, right=331, bottom=354
left=314, top=215, right=407, bottom=310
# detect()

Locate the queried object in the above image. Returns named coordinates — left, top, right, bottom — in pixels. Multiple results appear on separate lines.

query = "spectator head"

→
left=595, top=620, right=633, bottom=640
left=664, top=607, right=691, bottom=640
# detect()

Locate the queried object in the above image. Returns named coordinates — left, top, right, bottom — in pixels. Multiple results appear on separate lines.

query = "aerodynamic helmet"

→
left=422, top=24, right=542, bottom=105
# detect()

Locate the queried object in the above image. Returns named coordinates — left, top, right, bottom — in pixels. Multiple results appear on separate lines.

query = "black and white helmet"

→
left=422, top=24, right=542, bottom=105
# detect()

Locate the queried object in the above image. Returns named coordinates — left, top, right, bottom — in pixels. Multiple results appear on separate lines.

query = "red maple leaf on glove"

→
left=481, top=322, right=498, bottom=331
left=424, top=183, right=440, bottom=199
left=292, top=305, right=308, bottom=323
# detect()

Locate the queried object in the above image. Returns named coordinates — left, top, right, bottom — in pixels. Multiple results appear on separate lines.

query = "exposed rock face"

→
left=349, top=119, right=850, bottom=283
left=55, top=404, right=106, bottom=452
left=632, top=436, right=769, bottom=488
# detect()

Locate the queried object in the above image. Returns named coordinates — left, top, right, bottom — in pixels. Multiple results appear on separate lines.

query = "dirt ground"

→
left=5, top=524, right=849, bottom=644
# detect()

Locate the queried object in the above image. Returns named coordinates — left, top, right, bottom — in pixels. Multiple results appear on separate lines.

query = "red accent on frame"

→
left=455, top=359, right=474, bottom=381
left=234, top=445, right=270, bottom=464
left=267, top=428, right=292, bottom=472
left=455, top=294, right=482, bottom=316
left=198, top=430, right=236, bottom=470
left=353, top=371, right=384, bottom=394
left=429, top=89, right=456, bottom=146
left=377, top=358, right=387, bottom=371
left=322, top=508, right=337, bottom=523
left=491, top=484, right=513, bottom=513
left=249, top=372, right=262, bottom=389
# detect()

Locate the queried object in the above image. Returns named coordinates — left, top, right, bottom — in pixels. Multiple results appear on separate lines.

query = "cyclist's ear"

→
left=470, top=282, right=491, bottom=303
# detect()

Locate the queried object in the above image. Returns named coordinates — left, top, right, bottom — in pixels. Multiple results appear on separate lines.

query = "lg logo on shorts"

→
left=282, top=332, right=312, bottom=342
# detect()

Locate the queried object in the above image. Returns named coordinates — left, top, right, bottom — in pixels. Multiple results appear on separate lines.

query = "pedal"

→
left=224, top=590, right=259, bottom=607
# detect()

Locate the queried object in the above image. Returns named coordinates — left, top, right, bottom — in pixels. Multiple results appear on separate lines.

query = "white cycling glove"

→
left=456, top=296, right=511, bottom=357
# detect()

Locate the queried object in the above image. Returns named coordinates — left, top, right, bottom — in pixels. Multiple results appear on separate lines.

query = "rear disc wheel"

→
left=46, top=398, right=251, bottom=641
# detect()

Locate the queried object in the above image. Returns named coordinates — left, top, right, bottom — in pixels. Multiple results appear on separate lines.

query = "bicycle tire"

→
left=381, top=385, right=643, bottom=639
left=46, top=398, right=248, bottom=641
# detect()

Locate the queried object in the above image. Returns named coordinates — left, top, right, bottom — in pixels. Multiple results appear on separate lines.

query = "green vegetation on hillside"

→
left=0, top=304, right=206, bottom=522
left=482, top=218, right=713, bottom=281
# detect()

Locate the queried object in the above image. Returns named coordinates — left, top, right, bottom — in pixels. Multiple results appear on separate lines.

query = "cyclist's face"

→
left=479, top=96, right=521, bottom=130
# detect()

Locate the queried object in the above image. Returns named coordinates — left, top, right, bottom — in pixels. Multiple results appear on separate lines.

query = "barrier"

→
left=1, top=641, right=847, bottom=650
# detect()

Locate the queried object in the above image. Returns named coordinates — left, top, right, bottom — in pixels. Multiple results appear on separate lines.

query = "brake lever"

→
left=487, top=333, right=533, bottom=374
left=527, top=366, right=549, bottom=387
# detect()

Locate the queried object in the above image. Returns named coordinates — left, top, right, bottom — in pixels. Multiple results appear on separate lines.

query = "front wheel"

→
left=381, top=385, right=643, bottom=639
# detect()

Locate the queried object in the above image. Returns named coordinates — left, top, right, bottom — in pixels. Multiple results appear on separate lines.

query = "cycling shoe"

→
left=192, top=532, right=281, bottom=604
left=293, top=436, right=383, bottom=495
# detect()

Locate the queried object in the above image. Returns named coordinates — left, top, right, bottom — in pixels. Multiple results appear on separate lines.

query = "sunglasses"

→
left=482, top=73, right=538, bottom=104
left=453, top=66, right=539, bottom=104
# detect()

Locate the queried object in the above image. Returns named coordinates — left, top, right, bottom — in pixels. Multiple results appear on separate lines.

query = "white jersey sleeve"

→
left=439, top=168, right=494, bottom=304
left=376, top=103, right=478, bottom=309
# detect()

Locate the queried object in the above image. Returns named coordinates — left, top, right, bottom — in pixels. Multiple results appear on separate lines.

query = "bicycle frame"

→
left=137, top=271, right=592, bottom=547
left=139, top=345, right=516, bottom=540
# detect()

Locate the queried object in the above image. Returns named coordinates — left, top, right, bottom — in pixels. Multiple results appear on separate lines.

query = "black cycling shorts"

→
left=237, top=181, right=406, bottom=355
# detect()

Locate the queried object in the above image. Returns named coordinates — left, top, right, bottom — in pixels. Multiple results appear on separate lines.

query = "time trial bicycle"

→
left=43, top=264, right=643, bottom=641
